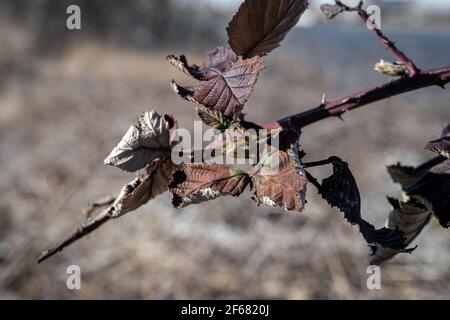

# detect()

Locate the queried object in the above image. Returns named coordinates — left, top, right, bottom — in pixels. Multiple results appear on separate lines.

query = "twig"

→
left=83, top=195, right=116, bottom=219
left=303, top=158, right=335, bottom=169
left=337, top=1, right=419, bottom=76
left=264, top=0, right=448, bottom=131
left=37, top=207, right=113, bottom=263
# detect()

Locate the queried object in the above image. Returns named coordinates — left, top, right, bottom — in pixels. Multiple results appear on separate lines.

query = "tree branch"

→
left=37, top=207, right=113, bottom=263
left=265, top=67, right=450, bottom=130
left=264, top=1, right=450, bottom=131
left=336, top=0, right=420, bottom=76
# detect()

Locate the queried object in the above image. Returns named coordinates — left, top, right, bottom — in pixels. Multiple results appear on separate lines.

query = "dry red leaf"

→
left=171, top=56, right=264, bottom=118
left=227, top=0, right=309, bottom=58
left=251, top=145, right=307, bottom=212
left=166, top=47, right=237, bottom=81
left=169, top=164, right=251, bottom=208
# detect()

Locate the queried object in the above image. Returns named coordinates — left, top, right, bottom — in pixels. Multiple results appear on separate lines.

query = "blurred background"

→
left=0, top=0, right=449, bottom=299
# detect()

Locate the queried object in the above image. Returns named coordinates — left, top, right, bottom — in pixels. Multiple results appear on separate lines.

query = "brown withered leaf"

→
left=110, top=157, right=175, bottom=217
left=407, top=159, right=450, bottom=228
left=320, top=4, right=344, bottom=20
left=320, top=157, right=409, bottom=251
left=169, top=164, right=251, bottom=208
left=166, top=47, right=237, bottom=81
left=251, top=144, right=307, bottom=212
left=227, top=0, right=309, bottom=58
left=370, top=197, right=430, bottom=265
left=171, top=56, right=264, bottom=118
left=104, top=111, right=175, bottom=172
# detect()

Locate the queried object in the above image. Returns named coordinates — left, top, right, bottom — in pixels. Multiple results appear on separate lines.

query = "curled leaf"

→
left=320, top=4, right=344, bottom=20
left=169, top=165, right=251, bottom=208
left=376, top=155, right=449, bottom=263
left=227, top=0, right=309, bottom=58
left=166, top=47, right=237, bottom=81
left=407, top=159, right=450, bottom=228
left=387, top=163, right=424, bottom=191
left=387, top=157, right=447, bottom=190
left=104, top=111, right=175, bottom=172
left=370, top=196, right=430, bottom=265
left=110, top=157, right=174, bottom=217
left=171, top=56, right=265, bottom=118
left=251, top=144, right=307, bottom=212
left=320, top=157, right=409, bottom=251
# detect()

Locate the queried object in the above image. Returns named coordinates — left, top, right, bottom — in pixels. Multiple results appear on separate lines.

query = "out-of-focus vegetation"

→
left=0, top=0, right=449, bottom=299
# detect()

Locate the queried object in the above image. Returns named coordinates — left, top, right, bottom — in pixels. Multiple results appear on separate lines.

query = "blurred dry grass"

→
left=0, top=19, right=449, bottom=299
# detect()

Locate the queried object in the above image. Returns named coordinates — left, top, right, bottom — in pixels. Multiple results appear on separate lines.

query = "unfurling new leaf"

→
left=374, top=60, right=408, bottom=77
left=227, top=0, right=309, bottom=58
left=196, top=106, right=233, bottom=132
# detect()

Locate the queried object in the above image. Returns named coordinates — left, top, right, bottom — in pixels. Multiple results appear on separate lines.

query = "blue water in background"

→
left=283, top=25, right=450, bottom=89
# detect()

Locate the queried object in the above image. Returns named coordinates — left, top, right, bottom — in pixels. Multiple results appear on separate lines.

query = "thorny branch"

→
left=264, top=1, right=450, bottom=130
left=265, top=66, right=450, bottom=130
left=38, top=0, right=450, bottom=264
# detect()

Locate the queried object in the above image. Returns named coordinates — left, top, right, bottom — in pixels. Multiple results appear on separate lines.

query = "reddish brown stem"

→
left=265, top=66, right=450, bottom=130
left=352, top=1, right=420, bottom=76
left=265, top=0, right=442, bottom=131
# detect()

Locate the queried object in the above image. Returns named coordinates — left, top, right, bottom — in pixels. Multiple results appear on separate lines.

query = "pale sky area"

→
left=176, top=0, right=450, bottom=28
left=189, top=0, right=450, bottom=11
